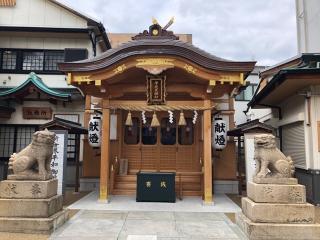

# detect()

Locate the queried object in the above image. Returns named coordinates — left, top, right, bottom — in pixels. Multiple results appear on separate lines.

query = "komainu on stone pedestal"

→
left=8, top=129, right=55, bottom=181
left=254, top=134, right=294, bottom=179
left=0, top=129, right=68, bottom=235
left=236, top=134, right=320, bottom=240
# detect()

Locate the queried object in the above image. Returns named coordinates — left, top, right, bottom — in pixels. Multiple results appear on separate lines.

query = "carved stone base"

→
left=0, top=179, right=57, bottom=199
left=0, top=209, right=68, bottom=234
left=253, top=177, right=298, bottom=185
left=236, top=212, right=320, bottom=240
left=0, top=195, right=63, bottom=218
left=242, top=197, right=315, bottom=224
left=247, top=182, right=306, bottom=203
left=237, top=180, right=320, bottom=239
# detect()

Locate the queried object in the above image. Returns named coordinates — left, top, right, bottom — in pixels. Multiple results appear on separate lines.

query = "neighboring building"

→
left=0, top=0, right=111, bottom=185
left=234, top=66, right=270, bottom=125
left=296, top=0, right=320, bottom=53
left=248, top=53, right=320, bottom=204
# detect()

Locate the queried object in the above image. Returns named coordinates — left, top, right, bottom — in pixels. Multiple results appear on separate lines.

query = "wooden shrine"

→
left=59, top=21, right=255, bottom=204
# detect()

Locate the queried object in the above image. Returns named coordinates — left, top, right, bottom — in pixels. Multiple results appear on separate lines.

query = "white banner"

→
left=213, top=118, right=227, bottom=150
left=51, top=131, right=67, bottom=195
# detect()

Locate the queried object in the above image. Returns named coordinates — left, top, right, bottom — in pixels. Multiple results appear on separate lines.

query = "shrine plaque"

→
left=147, top=75, right=166, bottom=105
left=136, top=172, right=175, bottom=202
left=23, top=107, right=52, bottom=119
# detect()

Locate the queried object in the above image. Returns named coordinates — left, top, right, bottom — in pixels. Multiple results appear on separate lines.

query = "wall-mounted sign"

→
left=147, top=75, right=166, bottom=105
left=50, top=130, right=67, bottom=195
left=23, top=107, right=52, bottom=119
left=213, top=118, right=227, bottom=150
left=88, top=116, right=101, bottom=147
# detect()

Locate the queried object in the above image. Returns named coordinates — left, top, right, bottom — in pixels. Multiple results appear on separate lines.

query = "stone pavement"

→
left=50, top=210, right=247, bottom=240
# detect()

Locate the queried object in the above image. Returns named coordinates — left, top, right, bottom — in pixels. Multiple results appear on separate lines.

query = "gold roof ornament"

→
left=163, top=17, right=175, bottom=30
left=152, top=17, right=159, bottom=25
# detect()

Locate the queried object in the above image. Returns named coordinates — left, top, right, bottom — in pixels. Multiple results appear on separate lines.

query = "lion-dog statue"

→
left=254, top=134, right=295, bottom=178
left=8, top=129, right=55, bottom=181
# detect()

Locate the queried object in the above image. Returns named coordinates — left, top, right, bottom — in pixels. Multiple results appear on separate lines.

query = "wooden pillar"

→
left=203, top=100, right=213, bottom=204
left=100, top=99, right=110, bottom=201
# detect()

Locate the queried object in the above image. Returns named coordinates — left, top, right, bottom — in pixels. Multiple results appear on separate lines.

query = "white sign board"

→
left=50, top=130, right=67, bottom=195
left=244, top=134, right=256, bottom=183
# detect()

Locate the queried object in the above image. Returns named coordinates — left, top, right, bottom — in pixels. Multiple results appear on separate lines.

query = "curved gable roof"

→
left=0, top=72, right=71, bottom=100
left=59, top=24, right=256, bottom=75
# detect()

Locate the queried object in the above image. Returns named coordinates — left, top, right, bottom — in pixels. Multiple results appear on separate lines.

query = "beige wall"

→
left=0, top=0, right=87, bottom=28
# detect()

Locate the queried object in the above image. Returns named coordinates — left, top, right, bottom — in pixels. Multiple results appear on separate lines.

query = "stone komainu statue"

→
left=254, top=134, right=295, bottom=178
left=8, top=129, right=55, bottom=181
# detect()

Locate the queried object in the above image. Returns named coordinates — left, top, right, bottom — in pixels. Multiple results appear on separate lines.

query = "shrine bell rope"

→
left=103, top=104, right=216, bottom=112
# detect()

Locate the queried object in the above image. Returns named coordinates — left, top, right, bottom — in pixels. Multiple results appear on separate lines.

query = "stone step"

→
left=247, top=181, right=306, bottom=203
left=236, top=212, right=320, bottom=240
left=0, top=209, right=68, bottom=235
left=0, top=179, right=58, bottom=199
left=242, top=197, right=315, bottom=224
left=0, top=195, right=63, bottom=218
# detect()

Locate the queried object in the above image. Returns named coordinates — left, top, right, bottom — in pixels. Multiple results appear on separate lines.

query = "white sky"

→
left=58, top=0, right=297, bottom=66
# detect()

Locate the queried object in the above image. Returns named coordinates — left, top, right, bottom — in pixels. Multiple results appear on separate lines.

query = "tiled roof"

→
left=0, top=0, right=16, bottom=6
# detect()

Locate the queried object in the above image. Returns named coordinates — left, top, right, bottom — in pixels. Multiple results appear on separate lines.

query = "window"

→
left=142, top=118, right=157, bottom=145
left=161, top=118, right=176, bottom=145
left=23, top=51, right=44, bottom=71
left=0, top=125, right=38, bottom=160
left=44, top=51, right=65, bottom=71
left=2, top=51, right=17, bottom=70
left=178, top=118, right=194, bottom=145
left=0, top=49, right=64, bottom=73
left=235, top=84, right=258, bottom=101
left=124, top=118, right=140, bottom=145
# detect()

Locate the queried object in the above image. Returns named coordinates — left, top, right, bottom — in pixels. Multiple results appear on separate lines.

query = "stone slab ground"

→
left=50, top=210, right=247, bottom=240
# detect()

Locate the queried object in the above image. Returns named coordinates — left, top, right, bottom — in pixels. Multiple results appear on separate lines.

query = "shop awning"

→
left=0, top=72, right=72, bottom=101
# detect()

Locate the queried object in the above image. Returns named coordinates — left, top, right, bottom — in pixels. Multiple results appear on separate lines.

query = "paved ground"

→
left=67, top=192, right=241, bottom=213
left=50, top=210, right=247, bottom=240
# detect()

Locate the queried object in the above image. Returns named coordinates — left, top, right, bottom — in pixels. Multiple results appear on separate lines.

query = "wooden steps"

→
left=112, top=174, right=202, bottom=197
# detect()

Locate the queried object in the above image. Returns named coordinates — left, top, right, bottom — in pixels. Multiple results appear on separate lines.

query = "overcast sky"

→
left=59, top=0, right=297, bottom=66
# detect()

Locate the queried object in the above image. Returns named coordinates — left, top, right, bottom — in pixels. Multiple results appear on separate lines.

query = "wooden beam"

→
left=99, top=99, right=110, bottom=202
left=203, top=100, right=213, bottom=204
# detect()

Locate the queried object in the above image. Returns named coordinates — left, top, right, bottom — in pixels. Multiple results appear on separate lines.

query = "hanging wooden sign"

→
left=146, top=75, right=166, bottom=105
left=23, top=107, right=52, bottom=119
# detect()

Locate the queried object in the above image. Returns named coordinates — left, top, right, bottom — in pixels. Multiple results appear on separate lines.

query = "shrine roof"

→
left=59, top=24, right=256, bottom=75
left=0, top=72, right=72, bottom=101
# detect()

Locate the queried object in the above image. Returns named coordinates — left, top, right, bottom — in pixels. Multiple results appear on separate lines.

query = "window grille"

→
left=2, top=51, right=17, bottom=70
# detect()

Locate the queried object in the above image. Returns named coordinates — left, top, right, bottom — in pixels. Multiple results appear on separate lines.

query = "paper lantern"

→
left=88, top=116, right=101, bottom=148
left=213, top=118, right=227, bottom=150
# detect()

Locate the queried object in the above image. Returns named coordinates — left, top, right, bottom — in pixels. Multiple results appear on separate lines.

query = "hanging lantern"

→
left=125, top=111, right=133, bottom=126
left=178, top=111, right=186, bottom=126
left=213, top=118, right=227, bottom=150
left=151, top=111, right=160, bottom=127
left=88, top=115, right=101, bottom=148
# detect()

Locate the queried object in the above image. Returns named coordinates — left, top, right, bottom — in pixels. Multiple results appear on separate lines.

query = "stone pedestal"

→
left=0, top=179, right=68, bottom=234
left=237, top=178, right=320, bottom=240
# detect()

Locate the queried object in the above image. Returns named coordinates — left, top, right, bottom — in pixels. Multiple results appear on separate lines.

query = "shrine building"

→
left=59, top=22, right=256, bottom=204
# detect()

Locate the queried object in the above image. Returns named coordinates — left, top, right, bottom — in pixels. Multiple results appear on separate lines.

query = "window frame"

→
left=235, top=84, right=258, bottom=101
left=0, top=48, right=65, bottom=74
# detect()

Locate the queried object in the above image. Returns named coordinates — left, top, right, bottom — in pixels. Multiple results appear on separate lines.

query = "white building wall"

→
left=296, top=0, right=320, bottom=53
left=0, top=0, right=87, bottom=28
